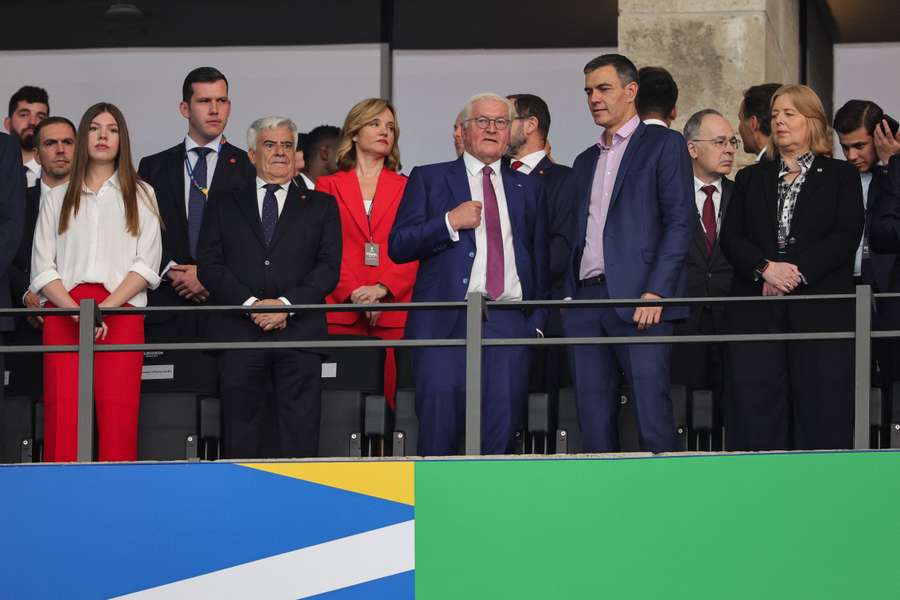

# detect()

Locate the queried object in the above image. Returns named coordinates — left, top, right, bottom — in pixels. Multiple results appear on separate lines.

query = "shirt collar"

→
left=598, top=114, right=640, bottom=151
left=24, top=157, right=41, bottom=175
left=463, top=152, right=502, bottom=177
left=756, top=148, right=767, bottom=162
left=82, top=171, right=121, bottom=194
left=642, top=118, right=668, bottom=128
left=778, top=152, right=815, bottom=178
left=185, top=134, right=222, bottom=153
left=256, top=176, right=289, bottom=192
left=693, top=176, right=722, bottom=195
left=517, top=149, right=547, bottom=170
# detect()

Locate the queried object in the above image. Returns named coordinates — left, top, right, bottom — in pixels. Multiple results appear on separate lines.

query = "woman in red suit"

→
left=30, top=102, right=162, bottom=461
left=317, top=98, right=417, bottom=407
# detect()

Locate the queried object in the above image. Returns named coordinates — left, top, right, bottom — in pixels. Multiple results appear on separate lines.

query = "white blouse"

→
left=30, top=172, right=163, bottom=307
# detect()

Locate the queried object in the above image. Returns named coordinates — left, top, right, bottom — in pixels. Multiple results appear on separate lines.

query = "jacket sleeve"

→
left=869, top=155, right=900, bottom=253
left=720, top=167, right=768, bottom=281
left=388, top=167, right=454, bottom=264
left=196, top=192, right=255, bottom=305
left=284, top=197, right=342, bottom=304
left=316, top=176, right=362, bottom=303
left=0, top=134, right=24, bottom=281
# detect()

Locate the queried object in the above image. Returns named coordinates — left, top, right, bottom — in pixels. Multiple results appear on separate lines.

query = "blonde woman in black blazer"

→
left=720, top=84, right=864, bottom=452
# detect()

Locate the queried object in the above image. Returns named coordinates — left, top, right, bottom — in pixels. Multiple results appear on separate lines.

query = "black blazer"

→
left=528, top=156, right=572, bottom=294
left=137, top=141, right=254, bottom=318
left=720, top=155, right=864, bottom=332
left=868, top=155, right=900, bottom=292
left=0, top=132, right=25, bottom=332
left=682, top=177, right=734, bottom=332
left=196, top=179, right=341, bottom=344
left=8, top=183, right=40, bottom=307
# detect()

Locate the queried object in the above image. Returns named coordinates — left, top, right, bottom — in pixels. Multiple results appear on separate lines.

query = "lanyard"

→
left=184, top=138, right=224, bottom=197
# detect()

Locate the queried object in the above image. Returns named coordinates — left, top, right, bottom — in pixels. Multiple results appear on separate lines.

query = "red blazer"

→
left=317, top=168, right=418, bottom=328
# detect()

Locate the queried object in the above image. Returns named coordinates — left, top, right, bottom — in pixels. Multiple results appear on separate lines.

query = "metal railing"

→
left=0, top=285, right=893, bottom=461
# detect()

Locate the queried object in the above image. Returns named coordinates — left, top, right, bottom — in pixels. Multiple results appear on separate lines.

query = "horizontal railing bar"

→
left=0, top=344, right=79, bottom=354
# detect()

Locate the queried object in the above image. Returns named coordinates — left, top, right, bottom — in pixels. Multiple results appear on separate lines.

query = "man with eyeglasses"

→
left=671, top=109, right=738, bottom=448
left=556, top=53, right=694, bottom=454
left=389, top=92, right=548, bottom=456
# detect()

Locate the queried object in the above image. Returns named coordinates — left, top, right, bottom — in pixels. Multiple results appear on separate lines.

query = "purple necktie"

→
left=482, top=166, right=504, bottom=299
left=700, top=185, right=717, bottom=254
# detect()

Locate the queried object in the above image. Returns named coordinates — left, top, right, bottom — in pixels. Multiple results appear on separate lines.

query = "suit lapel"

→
left=238, top=182, right=266, bottom=248
left=789, top=156, right=827, bottom=235
left=369, top=169, right=403, bottom=232
left=168, top=144, right=189, bottom=234
left=531, top=155, right=554, bottom=178
left=763, top=159, right=781, bottom=237
left=608, top=122, right=646, bottom=209
left=447, top=157, right=475, bottom=246
left=210, top=143, right=240, bottom=192
left=501, top=167, right=526, bottom=240
left=339, top=171, right=372, bottom=239
left=269, top=182, right=305, bottom=250
left=710, top=178, right=733, bottom=258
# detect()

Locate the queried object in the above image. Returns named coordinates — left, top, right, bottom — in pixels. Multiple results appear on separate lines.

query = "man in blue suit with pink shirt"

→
left=389, top=92, right=548, bottom=456
left=558, top=53, right=694, bottom=453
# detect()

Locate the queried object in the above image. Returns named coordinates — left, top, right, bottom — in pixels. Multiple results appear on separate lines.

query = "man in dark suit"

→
left=737, top=83, right=781, bottom=163
left=0, top=131, right=26, bottom=448
left=389, top=92, right=548, bottom=456
left=4, top=86, right=49, bottom=188
left=197, top=116, right=341, bottom=459
left=671, top=109, right=737, bottom=442
left=299, top=124, right=340, bottom=188
left=557, top=54, right=694, bottom=453
left=138, top=66, right=254, bottom=341
left=636, top=66, right=678, bottom=128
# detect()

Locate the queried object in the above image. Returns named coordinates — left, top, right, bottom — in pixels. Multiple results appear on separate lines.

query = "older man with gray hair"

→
left=197, top=115, right=341, bottom=459
left=389, top=92, right=548, bottom=456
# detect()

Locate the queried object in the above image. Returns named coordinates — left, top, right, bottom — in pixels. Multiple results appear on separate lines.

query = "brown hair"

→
left=335, top=98, right=401, bottom=171
left=765, top=84, right=833, bottom=160
left=60, top=102, right=151, bottom=236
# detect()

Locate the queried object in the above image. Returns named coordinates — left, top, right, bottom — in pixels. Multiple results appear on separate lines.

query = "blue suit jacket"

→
left=561, top=121, right=694, bottom=322
left=388, top=156, right=548, bottom=339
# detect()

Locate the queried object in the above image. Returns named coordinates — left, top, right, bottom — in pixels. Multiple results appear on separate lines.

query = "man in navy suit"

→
left=389, top=92, right=548, bottom=456
left=558, top=54, right=694, bottom=453
left=138, top=66, right=254, bottom=341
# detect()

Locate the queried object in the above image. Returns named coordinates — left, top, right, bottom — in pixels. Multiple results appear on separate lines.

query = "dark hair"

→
left=683, top=109, right=722, bottom=141
left=583, top=53, right=638, bottom=85
left=508, top=93, right=551, bottom=140
left=8, top=85, right=49, bottom=117
left=182, top=67, right=228, bottom=103
left=297, top=132, right=308, bottom=151
left=741, top=83, right=781, bottom=136
left=61, top=102, right=151, bottom=236
left=33, top=116, right=76, bottom=145
left=301, top=124, right=341, bottom=159
left=834, top=99, right=884, bottom=135
left=636, top=66, right=678, bottom=119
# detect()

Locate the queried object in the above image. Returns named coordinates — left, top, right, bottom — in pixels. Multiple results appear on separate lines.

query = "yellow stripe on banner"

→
left=239, top=462, right=415, bottom=506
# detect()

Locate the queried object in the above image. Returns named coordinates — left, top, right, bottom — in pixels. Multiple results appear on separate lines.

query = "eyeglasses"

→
left=693, top=136, right=741, bottom=149
left=466, top=116, right=511, bottom=130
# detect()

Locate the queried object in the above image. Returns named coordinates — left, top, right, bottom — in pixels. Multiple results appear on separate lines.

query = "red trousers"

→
left=43, top=283, right=144, bottom=462
left=328, top=320, right=403, bottom=409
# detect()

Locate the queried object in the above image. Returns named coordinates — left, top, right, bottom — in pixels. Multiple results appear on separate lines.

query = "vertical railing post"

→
left=465, top=292, right=485, bottom=455
left=853, top=284, right=872, bottom=449
left=77, top=298, right=98, bottom=462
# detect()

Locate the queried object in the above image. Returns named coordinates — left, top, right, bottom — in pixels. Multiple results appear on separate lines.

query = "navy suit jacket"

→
left=388, top=156, right=548, bottom=339
left=0, top=132, right=25, bottom=332
left=560, top=121, right=695, bottom=321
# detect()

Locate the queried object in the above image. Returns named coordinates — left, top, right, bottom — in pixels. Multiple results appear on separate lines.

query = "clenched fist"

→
left=448, top=200, right=482, bottom=231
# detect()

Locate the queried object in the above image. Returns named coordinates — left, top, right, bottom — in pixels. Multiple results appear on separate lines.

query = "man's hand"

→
left=23, top=291, right=43, bottom=328
left=367, top=310, right=381, bottom=327
left=761, top=261, right=801, bottom=294
left=632, top=292, right=663, bottom=331
left=351, top=284, right=387, bottom=305
left=448, top=201, right=482, bottom=231
left=169, top=264, right=208, bottom=301
left=874, top=119, right=900, bottom=166
left=762, top=281, right=785, bottom=296
left=251, top=299, right=288, bottom=331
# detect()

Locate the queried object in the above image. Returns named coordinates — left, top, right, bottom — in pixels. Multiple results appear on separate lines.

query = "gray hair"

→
left=461, top=93, right=516, bottom=126
left=683, top=109, right=722, bottom=141
left=246, top=116, right=298, bottom=151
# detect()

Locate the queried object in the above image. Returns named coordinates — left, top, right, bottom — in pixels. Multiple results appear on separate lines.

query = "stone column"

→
left=618, top=0, right=800, bottom=166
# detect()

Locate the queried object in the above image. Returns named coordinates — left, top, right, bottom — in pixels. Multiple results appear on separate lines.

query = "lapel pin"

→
left=816, top=167, right=822, bottom=172
left=517, top=183, right=523, bottom=188
left=229, top=157, right=236, bottom=164
left=300, top=194, right=306, bottom=200
left=539, top=170, right=545, bottom=176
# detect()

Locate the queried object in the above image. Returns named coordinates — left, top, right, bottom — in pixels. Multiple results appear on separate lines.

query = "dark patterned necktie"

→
left=187, top=147, right=212, bottom=258
left=261, top=183, right=281, bottom=245
left=700, top=185, right=717, bottom=254
left=482, top=166, right=505, bottom=299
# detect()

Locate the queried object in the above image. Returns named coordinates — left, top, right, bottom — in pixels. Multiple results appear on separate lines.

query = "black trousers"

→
left=726, top=305, right=852, bottom=451
left=218, top=348, right=322, bottom=459
left=671, top=308, right=727, bottom=434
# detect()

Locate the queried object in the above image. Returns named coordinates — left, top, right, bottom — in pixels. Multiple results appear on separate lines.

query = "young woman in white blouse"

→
left=30, top=102, right=162, bottom=462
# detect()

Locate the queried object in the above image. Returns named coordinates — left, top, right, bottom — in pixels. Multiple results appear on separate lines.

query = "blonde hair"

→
left=765, top=84, right=833, bottom=160
left=335, top=98, right=401, bottom=171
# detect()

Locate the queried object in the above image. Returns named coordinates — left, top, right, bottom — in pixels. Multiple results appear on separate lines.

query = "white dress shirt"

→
left=642, top=118, right=668, bottom=128
left=30, top=173, right=163, bottom=307
left=513, top=149, right=547, bottom=175
left=24, top=157, right=41, bottom=188
left=444, top=152, right=523, bottom=301
left=243, top=177, right=292, bottom=309
left=183, top=134, right=221, bottom=217
left=694, top=176, right=723, bottom=235
left=855, top=171, right=873, bottom=277
left=299, top=172, right=315, bottom=190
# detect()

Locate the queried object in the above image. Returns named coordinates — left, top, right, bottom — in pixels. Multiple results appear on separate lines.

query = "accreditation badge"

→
left=364, top=242, right=380, bottom=266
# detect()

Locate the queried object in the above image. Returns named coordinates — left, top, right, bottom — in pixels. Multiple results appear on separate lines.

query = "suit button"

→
left=264, top=260, right=271, bottom=266
left=788, top=237, right=796, bottom=245
left=462, top=278, right=469, bottom=285
left=468, top=251, right=475, bottom=258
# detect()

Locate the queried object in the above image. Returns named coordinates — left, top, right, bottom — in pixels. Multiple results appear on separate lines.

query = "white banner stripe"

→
left=114, top=520, right=415, bottom=600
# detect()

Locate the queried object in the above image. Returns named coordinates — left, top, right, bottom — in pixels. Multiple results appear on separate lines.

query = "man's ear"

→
left=669, top=106, right=678, bottom=122
left=179, top=101, right=190, bottom=120
left=247, top=147, right=257, bottom=165
left=687, top=140, right=698, bottom=160
left=749, top=115, right=760, bottom=133
left=3, top=116, right=10, bottom=133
